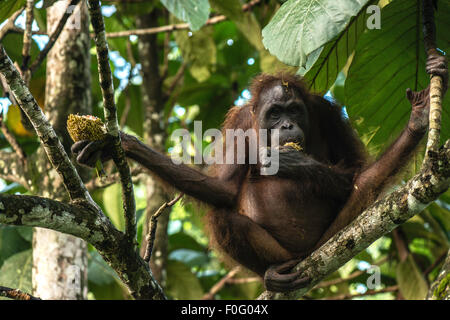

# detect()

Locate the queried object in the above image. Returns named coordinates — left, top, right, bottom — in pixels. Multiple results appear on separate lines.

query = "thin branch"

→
left=28, top=0, right=81, bottom=75
left=87, top=0, right=137, bottom=245
left=422, top=0, right=445, bottom=161
left=0, top=286, right=40, bottom=300
left=323, top=285, right=399, bottom=300
left=202, top=267, right=242, bottom=300
left=102, top=0, right=263, bottom=38
left=21, top=0, right=34, bottom=80
left=0, top=9, right=24, bottom=41
left=143, top=193, right=184, bottom=263
left=258, top=140, right=450, bottom=300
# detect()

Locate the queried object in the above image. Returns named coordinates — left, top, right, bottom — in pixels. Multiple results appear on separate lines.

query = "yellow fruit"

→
left=66, top=114, right=106, bottom=142
left=283, top=141, right=303, bottom=151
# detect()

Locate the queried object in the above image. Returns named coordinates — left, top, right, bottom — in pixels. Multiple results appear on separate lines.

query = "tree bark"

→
left=32, top=0, right=91, bottom=300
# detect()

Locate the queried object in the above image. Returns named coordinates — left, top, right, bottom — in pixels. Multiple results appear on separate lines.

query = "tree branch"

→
left=422, top=0, right=445, bottom=161
left=28, top=0, right=81, bottom=75
left=21, top=0, right=34, bottom=79
left=0, top=286, right=40, bottom=300
left=0, top=9, right=24, bottom=42
left=143, top=193, right=183, bottom=263
left=87, top=0, right=137, bottom=245
left=101, top=0, right=263, bottom=38
left=258, top=141, right=450, bottom=300
left=0, top=192, right=166, bottom=300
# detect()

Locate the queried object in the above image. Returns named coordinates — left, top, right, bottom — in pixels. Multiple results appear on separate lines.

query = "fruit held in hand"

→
left=67, top=114, right=107, bottom=177
left=283, top=141, right=303, bottom=151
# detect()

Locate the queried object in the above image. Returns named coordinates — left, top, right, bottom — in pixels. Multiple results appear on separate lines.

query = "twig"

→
left=0, top=9, right=24, bottom=41
left=0, top=111, right=26, bottom=164
left=323, top=285, right=399, bottom=300
left=202, top=267, right=242, bottom=300
left=28, top=0, right=81, bottom=75
left=21, top=0, right=34, bottom=82
left=422, top=0, right=444, bottom=161
left=143, top=193, right=184, bottom=263
left=102, top=0, right=263, bottom=38
left=87, top=0, right=137, bottom=245
left=0, top=286, right=41, bottom=300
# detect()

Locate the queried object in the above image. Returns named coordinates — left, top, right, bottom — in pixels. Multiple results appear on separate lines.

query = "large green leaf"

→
left=161, top=0, right=210, bottom=31
left=0, top=249, right=32, bottom=299
left=262, top=0, right=370, bottom=67
left=345, top=0, right=450, bottom=148
left=302, top=0, right=376, bottom=93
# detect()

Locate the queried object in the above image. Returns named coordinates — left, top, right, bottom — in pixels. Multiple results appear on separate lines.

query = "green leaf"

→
left=0, top=226, right=31, bottom=267
left=211, top=0, right=290, bottom=73
left=0, top=0, right=26, bottom=24
left=161, top=0, right=210, bottom=31
left=262, top=0, right=370, bottom=67
left=168, top=249, right=209, bottom=268
left=102, top=183, right=125, bottom=231
left=302, top=0, right=376, bottom=93
left=345, top=0, right=450, bottom=148
left=396, top=255, right=429, bottom=300
left=0, top=250, right=33, bottom=299
left=166, top=260, right=204, bottom=299
left=168, top=231, right=207, bottom=253
left=174, top=26, right=217, bottom=82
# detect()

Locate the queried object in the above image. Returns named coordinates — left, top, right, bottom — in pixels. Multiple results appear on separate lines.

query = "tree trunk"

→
left=32, top=0, right=91, bottom=300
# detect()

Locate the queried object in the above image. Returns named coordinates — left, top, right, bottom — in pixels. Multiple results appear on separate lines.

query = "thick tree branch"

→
left=0, top=193, right=166, bottom=300
left=87, top=0, right=137, bottom=245
left=258, top=141, right=450, bottom=300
